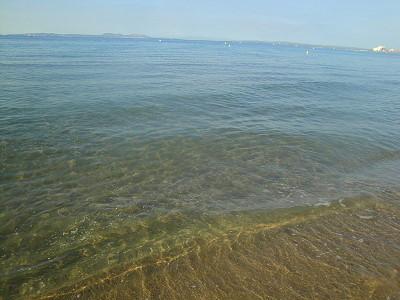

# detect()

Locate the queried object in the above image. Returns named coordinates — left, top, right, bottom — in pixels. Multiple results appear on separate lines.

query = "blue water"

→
left=1, top=36, right=400, bottom=298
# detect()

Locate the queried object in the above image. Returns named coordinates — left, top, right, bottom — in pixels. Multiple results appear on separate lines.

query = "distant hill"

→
left=0, top=33, right=151, bottom=39
left=101, top=33, right=150, bottom=38
left=0, top=33, right=377, bottom=52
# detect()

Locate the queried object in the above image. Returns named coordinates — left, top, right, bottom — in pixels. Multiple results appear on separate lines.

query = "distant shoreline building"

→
left=372, top=45, right=400, bottom=53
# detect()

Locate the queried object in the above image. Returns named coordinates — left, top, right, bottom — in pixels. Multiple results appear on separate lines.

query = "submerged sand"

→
left=35, top=195, right=400, bottom=300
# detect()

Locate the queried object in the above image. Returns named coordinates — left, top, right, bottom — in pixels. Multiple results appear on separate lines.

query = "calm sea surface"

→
left=1, top=37, right=400, bottom=298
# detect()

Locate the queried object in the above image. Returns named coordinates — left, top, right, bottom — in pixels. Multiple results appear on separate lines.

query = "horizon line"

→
left=0, top=32, right=377, bottom=50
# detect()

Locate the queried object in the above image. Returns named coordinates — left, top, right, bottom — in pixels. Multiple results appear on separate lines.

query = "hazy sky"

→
left=1, top=0, right=399, bottom=48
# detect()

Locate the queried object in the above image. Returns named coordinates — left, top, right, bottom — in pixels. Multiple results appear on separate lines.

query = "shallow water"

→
left=1, top=37, right=400, bottom=299
left=40, top=196, right=400, bottom=300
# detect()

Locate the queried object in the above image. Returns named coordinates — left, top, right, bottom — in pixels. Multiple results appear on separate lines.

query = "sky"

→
left=1, top=0, right=400, bottom=48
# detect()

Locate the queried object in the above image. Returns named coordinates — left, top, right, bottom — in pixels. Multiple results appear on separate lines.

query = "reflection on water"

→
left=1, top=37, right=400, bottom=299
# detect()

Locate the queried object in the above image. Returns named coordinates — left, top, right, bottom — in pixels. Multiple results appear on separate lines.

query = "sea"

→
left=1, top=36, right=400, bottom=299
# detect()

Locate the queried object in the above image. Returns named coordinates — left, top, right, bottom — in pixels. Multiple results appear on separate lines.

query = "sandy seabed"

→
left=38, top=195, right=400, bottom=300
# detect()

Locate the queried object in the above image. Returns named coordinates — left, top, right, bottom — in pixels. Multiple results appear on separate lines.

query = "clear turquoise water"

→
left=1, top=37, right=400, bottom=298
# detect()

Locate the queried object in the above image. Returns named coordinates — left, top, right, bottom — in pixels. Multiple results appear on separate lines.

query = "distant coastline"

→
left=1, top=33, right=399, bottom=54
left=0, top=33, right=151, bottom=39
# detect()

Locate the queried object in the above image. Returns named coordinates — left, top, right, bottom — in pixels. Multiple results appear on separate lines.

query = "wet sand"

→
left=37, top=196, right=400, bottom=300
